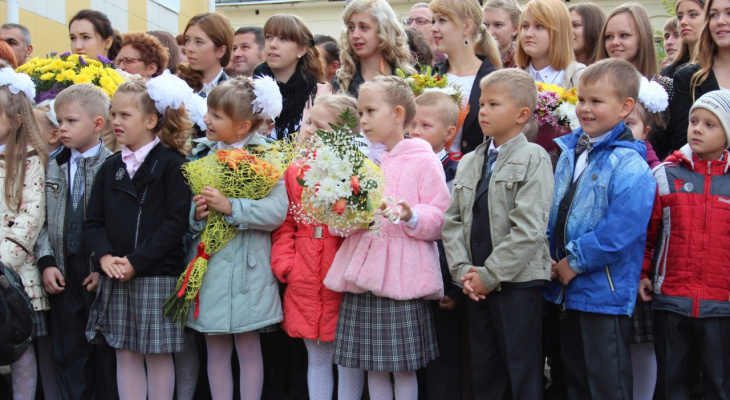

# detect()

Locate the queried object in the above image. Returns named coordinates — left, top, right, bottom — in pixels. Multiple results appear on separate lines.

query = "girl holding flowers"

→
left=271, top=94, right=364, bottom=400
left=186, top=76, right=287, bottom=400
left=0, top=62, right=49, bottom=400
left=84, top=75, right=194, bottom=400
left=324, top=76, right=450, bottom=399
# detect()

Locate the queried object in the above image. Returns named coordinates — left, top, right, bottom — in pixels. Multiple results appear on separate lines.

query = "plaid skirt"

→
left=333, top=292, right=438, bottom=372
left=86, top=275, right=184, bottom=354
left=631, top=299, right=654, bottom=343
left=33, top=310, right=48, bottom=337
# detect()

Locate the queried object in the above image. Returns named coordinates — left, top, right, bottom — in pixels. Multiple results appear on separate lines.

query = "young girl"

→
left=482, top=0, right=522, bottom=68
left=334, top=0, right=416, bottom=97
left=271, top=94, right=363, bottom=400
left=253, top=14, right=330, bottom=141
left=568, top=2, right=606, bottom=66
left=183, top=13, right=234, bottom=96
left=516, top=0, right=586, bottom=89
left=430, top=0, right=501, bottom=156
left=662, top=0, right=706, bottom=78
left=84, top=76, right=194, bottom=400
left=324, top=76, right=451, bottom=400
left=0, top=64, right=49, bottom=400
left=69, top=9, right=122, bottom=62
left=187, top=76, right=287, bottom=400
left=668, top=0, right=726, bottom=154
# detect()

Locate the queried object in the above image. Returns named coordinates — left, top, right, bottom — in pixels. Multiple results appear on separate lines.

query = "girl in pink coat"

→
left=324, top=76, right=451, bottom=400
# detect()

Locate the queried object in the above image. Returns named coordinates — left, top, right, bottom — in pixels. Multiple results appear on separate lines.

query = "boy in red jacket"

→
left=641, top=90, right=730, bottom=399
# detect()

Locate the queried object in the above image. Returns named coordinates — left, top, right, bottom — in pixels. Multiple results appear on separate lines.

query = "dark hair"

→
left=314, top=34, right=337, bottom=46
left=147, top=30, right=180, bottom=74
left=175, top=33, right=185, bottom=46
left=176, top=63, right=203, bottom=93
left=69, top=9, right=122, bottom=60
left=405, top=27, right=434, bottom=68
left=122, top=32, right=168, bottom=77
left=317, top=40, right=340, bottom=66
left=184, top=13, right=234, bottom=68
left=568, top=2, right=607, bottom=66
left=263, top=14, right=325, bottom=83
left=235, top=26, right=264, bottom=51
left=0, top=41, right=17, bottom=69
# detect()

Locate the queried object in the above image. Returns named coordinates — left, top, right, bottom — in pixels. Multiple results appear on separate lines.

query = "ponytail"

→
left=474, top=22, right=503, bottom=68
left=158, top=107, right=193, bottom=153
left=109, top=29, right=123, bottom=61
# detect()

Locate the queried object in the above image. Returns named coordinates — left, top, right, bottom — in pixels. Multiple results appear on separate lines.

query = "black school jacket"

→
left=434, top=56, right=498, bottom=156
left=83, top=143, right=191, bottom=277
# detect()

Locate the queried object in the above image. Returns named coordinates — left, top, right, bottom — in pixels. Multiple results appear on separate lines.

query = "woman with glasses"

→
left=116, top=32, right=169, bottom=79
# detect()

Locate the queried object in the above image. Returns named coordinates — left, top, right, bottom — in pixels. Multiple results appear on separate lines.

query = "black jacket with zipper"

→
left=83, top=143, right=191, bottom=277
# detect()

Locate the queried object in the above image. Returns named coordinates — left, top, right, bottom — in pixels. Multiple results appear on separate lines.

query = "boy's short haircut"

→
left=580, top=58, right=640, bottom=101
left=414, top=91, right=459, bottom=127
left=479, top=68, right=537, bottom=113
left=54, top=83, right=110, bottom=120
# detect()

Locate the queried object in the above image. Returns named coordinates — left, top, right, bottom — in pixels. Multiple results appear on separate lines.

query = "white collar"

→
left=70, top=140, right=102, bottom=161
left=216, top=135, right=252, bottom=150
left=529, top=63, right=562, bottom=85
left=201, top=68, right=225, bottom=93
left=488, top=135, right=520, bottom=153
left=0, top=144, right=5, bottom=154
left=588, top=130, right=612, bottom=143
left=435, top=148, right=447, bottom=162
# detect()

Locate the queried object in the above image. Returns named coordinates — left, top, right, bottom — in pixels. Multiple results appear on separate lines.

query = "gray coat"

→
left=185, top=135, right=287, bottom=333
left=35, top=145, right=113, bottom=276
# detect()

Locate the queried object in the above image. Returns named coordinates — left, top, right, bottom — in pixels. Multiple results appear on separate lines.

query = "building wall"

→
left=217, top=0, right=671, bottom=40
left=0, top=0, right=210, bottom=60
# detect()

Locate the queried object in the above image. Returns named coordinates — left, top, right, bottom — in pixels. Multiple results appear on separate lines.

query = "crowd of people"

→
left=0, top=0, right=728, bottom=399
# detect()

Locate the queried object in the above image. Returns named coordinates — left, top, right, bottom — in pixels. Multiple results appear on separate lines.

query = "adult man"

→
left=0, top=23, right=33, bottom=66
left=229, top=26, right=264, bottom=78
left=405, top=3, right=445, bottom=64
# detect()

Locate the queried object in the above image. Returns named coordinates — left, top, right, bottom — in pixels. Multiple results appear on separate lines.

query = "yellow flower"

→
left=39, top=72, right=54, bottom=81
left=72, top=73, right=92, bottom=84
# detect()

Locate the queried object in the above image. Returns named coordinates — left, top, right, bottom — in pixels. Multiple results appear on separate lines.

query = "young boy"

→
left=641, top=90, right=730, bottom=400
left=34, top=84, right=117, bottom=400
left=442, top=68, right=554, bottom=400
left=544, top=58, right=656, bottom=400
left=411, top=91, right=464, bottom=398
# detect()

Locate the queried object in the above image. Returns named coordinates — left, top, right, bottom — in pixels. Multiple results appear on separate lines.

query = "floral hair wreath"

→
left=146, top=69, right=208, bottom=131
left=252, top=75, right=283, bottom=121
left=0, top=67, right=36, bottom=101
left=638, top=77, right=669, bottom=114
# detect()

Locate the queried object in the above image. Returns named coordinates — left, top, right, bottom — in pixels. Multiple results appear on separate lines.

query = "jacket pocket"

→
left=494, top=161, right=527, bottom=189
left=453, top=175, right=477, bottom=213
left=44, top=182, right=61, bottom=199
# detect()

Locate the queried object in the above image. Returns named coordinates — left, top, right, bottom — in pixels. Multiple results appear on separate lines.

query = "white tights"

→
left=205, top=332, right=263, bottom=400
left=337, top=366, right=365, bottom=400
left=368, top=370, right=418, bottom=400
left=11, top=345, right=36, bottom=400
left=303, top=339, right=335, bottom=399
left=116, top=350, right=175, bottom=400
left=631, top=342, right=657, bottom=400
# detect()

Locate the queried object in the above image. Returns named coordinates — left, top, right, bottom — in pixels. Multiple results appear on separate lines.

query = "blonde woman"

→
left=482, top=0, right=522, bottom=68
left=333, top=0, right=415, bottom=97
left=430, top=0, right=502, bottom=156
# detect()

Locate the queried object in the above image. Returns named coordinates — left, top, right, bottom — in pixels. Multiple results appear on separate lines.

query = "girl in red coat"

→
left=271, top=94, right=362, bottom=400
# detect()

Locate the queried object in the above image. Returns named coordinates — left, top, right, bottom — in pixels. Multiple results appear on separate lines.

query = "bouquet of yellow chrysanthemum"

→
left=16, top=52, right=125, bottom=103
left=534, top=82, right=579, bottom=153
left=163, top=142, right=298, bottom=324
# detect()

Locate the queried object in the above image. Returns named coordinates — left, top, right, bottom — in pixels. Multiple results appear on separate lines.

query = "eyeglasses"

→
left=403, top=18, right=432, bottom=26
left=114, top=57, right=142, bottom=66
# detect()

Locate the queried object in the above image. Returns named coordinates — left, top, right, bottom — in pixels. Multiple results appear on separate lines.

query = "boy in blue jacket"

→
left=544, top=58, right=656, bottom=400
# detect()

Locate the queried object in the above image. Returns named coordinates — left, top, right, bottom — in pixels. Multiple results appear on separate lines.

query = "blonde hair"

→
left=430, top=0, right=503, bottom=68
left=336, top=0, right=416, bottom=94
left=580, top=58, right=640, bottom=102
left=263, top=14, right=325, bottom=83
left=415, top=92, right=459, bottom=128
left=480, top=68, right=538, bottom=113
left=515, top=0, right=575, bottom=70
left=596, top=3, right=658, bottom=81
left=207, top=76, right=264, bottom=131
left=314, top=94, right=361, bottom=133
left=359, top=75, right=417, bottom=128
left=54, top=83, right=110, bottom=121
left=483, top=0, right=523, bottom=29
left=114, top=80, right=193, bottom=153
left=0, top=61, right=47, bottom=211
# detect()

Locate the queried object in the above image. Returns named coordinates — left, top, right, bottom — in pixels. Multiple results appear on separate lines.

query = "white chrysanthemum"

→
left=334, top=181, right=352, bottom=198
left=317, top=177, right=340, bottom=203
left=422, top=86, right=458, bottom=96
left=303, top=164, right=326, bottom=185
left=555, top=103, right=580, bottom=130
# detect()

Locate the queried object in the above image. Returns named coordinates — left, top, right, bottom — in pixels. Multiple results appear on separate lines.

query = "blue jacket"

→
left=544, top=123, right=656, bottom=316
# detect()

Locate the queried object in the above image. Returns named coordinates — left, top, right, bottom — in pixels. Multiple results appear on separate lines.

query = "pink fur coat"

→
left=324, top=138, right=450, bottom=300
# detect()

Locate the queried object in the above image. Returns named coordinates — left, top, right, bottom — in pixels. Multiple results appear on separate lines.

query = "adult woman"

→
left=662, top=0, right=706, bottom=78
left=431, top=0, right=501, bottom=156
left=116, top=32, right=168, bottom=79
left=68, top=9, right=121, bottom=62
left=569, top=2, right=606, bottom=66
left=333, top=0, right=415, bottom=97
left=148, top=30, right=181, bottom=74
left=183, top=13, right=233, bottom=96
left=482, top=0, right=522, bottom=68
left=253, top=14, right=329, bottom=141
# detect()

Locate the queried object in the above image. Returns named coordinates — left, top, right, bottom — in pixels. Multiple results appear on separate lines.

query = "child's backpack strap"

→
left=0, top=262, right=35, bottom=365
